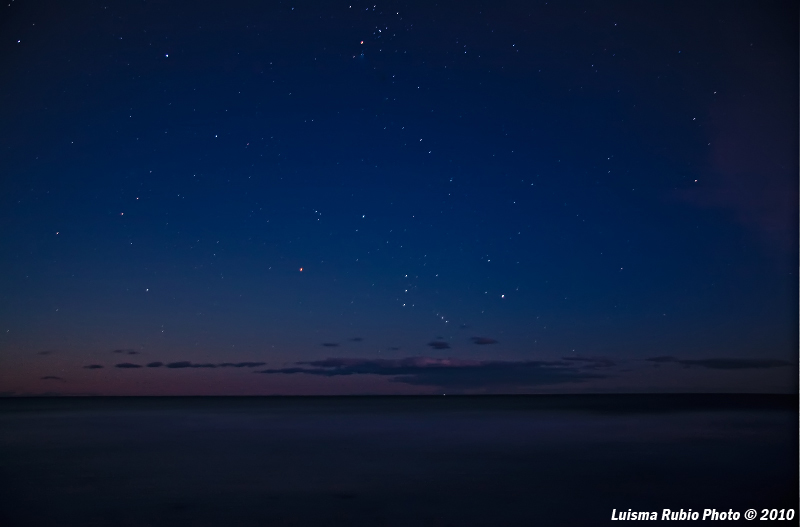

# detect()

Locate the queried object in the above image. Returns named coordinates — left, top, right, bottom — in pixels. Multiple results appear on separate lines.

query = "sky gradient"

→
left=1, top=0, right=797, bottom=395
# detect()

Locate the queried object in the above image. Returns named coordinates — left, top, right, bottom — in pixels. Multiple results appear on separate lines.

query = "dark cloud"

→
left=83, top=364, right=104, bottom=369
left=427, top=341, right=450, bottom=350
left=562, top=356, right=616, bottom=368
left=646, top=356, right=677, bottom=363
left=166, top=361, right=193, bottom=368
left=645, top=356, right=793, bottom=370
left=166, top=361, right=216, bottom=368
left=388, top=347, right=400, bottom=351
left=37, top=350, right=56, bottom=356
left=41, top=376, right=64, bottom=380
left=349, top=337, right=363, bottom=342
left=321, top=343, right=339, bottom=347
left=112, top=349, right=139, bottom=355
left=218, top=362, right=266, bottom=368
left=470, top=337, right=498, bottom=345
left=670, top=22, right=798, bottom=251
left=108, top=360, right=266, bottom=369
left=679, top=81, right=797, bottom=248
left=256, top=356, right=605, bottom=390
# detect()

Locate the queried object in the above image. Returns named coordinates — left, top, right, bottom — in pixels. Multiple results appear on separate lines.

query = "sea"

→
left=0, top=394, right=796, bottom=526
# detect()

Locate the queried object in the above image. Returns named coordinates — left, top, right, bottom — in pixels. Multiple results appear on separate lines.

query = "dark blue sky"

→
left=1, top=0, right=796, bottom=395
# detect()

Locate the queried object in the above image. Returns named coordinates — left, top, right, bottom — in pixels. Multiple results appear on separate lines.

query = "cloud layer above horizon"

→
left=255, top=356, right=611, bottom=391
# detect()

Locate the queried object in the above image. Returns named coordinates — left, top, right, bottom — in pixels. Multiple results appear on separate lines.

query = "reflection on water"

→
left=0, top=395, right=796, bottom=526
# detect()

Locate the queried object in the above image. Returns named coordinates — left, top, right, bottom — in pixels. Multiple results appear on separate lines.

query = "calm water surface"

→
left=0, top=395, right=796, bottom=526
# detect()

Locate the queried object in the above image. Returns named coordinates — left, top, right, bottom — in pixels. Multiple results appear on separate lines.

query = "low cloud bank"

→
left=256, top=356, right=610, bottom=390
left=646, top=356, right=793, bottom=370
left=103, top=361, right=266, bottom=369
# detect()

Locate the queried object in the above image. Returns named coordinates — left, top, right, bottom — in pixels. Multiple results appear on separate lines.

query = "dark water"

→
left=0, top=395, right=796, bottom=526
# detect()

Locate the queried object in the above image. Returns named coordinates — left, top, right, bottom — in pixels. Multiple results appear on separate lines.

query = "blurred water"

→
left=0, top=395, right=796, bottom=526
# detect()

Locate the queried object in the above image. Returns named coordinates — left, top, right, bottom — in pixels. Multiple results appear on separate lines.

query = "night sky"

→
left=1, top=0, right=797, bottom=395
